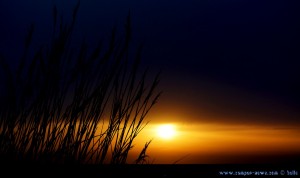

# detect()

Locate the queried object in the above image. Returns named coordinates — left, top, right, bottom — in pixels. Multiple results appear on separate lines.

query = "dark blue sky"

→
left=1, top=0, right=299, bottom=124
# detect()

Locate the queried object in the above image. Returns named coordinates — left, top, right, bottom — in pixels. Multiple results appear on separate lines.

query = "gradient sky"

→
left=0, top=0, right=300, bottom=163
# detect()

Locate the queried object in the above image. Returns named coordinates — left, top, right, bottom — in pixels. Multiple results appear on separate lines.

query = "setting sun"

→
left=156, top=124, right=177, bottom=139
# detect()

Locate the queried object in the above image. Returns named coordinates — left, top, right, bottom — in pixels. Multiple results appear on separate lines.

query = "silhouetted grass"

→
left=0, top=1, right=161, bottom=165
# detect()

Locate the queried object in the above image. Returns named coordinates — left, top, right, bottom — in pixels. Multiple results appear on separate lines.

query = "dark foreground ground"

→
left=1, top=163, right=299, bottom=177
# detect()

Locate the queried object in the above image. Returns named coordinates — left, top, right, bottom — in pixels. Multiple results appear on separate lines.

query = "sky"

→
left=0, top=0, right=300, bottom=164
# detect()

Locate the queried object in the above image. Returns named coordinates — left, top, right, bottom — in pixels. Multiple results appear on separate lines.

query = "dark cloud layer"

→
left=1, top=0, right=299, bottom=125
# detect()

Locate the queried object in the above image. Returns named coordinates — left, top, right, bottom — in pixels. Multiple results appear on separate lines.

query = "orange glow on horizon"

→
left=128, top=120, right=300, bottom=164
left=35, top=117, right=300, bottom=164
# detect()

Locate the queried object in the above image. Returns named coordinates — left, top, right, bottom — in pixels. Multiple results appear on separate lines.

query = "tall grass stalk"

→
left=0, top=1, right=160, bottom=164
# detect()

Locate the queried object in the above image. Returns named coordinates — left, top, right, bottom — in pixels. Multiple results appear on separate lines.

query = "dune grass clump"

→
left=0, top=1, right=160, bottom=164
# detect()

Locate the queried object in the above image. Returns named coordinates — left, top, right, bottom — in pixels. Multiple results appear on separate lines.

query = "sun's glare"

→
left=156, top=124, right=177, bottom=139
